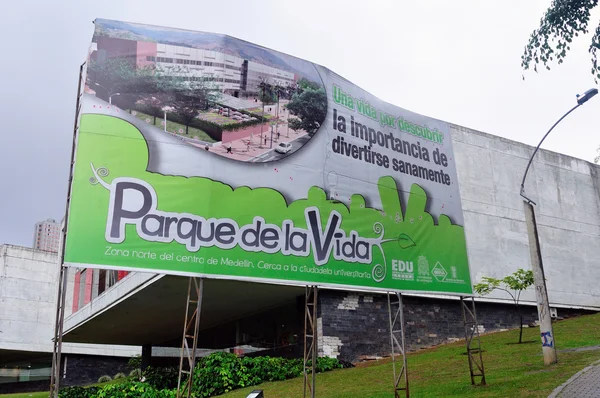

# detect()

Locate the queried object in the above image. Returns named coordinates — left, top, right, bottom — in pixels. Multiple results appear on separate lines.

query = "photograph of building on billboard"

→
left=65, top=19, right=473, bottom=295
left=85, top=19, right=327, bottom=162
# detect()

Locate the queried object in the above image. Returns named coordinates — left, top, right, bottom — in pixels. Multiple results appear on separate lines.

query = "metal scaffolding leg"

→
left=460, top=296, right=486, bottom=386
left=50, top=61, right=86, bottom=398
left=50, top=266, right=68, bottom=398
left=303, top=285, right=318, bottom=398
left=388, top=292, right=409, bottom=398
left=177, top=278, right=204, bottom=398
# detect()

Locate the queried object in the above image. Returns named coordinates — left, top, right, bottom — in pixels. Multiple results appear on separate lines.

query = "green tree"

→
left=522, top=0, right=600, bottom=80
left=257, top=78, right=275, bottom=146
left=286, top=79, right=327, bottom=136
left=473, top=268, right=535, bottom=344
left=167, top=68, right=221, bottom=135
left=87, top=58, right=160, bottom=102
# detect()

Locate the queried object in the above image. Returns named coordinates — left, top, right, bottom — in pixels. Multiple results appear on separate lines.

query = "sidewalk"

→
left=190, top=127, right=307, bottom=161
left=548, top=359, right=600, bottom=397
left=190, top=101, right=308, bottom=161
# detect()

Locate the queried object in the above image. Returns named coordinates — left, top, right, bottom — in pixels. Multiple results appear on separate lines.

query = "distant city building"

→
left=90, top=36, right=297, bottom=98
left=32, top=219, right=61, bottom=253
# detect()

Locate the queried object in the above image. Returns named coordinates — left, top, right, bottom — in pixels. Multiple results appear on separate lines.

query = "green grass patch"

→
left=0, top=392, right=48, bottom=398
left=0, top=379, right=120, bottom=398
left=132, top=111, right=215, bottom=143
left=222, top=313, right=600, bottom=398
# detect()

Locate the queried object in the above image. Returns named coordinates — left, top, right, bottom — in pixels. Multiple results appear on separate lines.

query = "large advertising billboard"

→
left=64, top=19, right=473, bottom=294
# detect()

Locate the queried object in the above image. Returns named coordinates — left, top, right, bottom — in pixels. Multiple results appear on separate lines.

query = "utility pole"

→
left=522, top=202, right=556, bottom=365
left=520, top=88, right=597, bottom=366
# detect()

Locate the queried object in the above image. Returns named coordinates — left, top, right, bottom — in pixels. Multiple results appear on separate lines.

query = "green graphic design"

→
left=65, top=114, right=472, bottom=294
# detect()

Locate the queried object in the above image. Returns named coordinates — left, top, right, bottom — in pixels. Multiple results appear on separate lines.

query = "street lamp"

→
left=109, top=93, right=120, bottom=105
left=520, top=88, right=598, bottom=203
left=94, top=83, right=120, bottom=105
left=152, top=97, right=168, bottom=132
left=520, top=87, right=597, bottom=366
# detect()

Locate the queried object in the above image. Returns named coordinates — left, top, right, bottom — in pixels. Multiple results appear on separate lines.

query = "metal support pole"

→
left=177, top=278, right=204, bottom=398
left=388, top=292, right=409, bottom=397
left=523, top=202, right=557, bottom=365
left=303, top=285, right=318, bottom=398
left=50, top=267, right=69, bottom=397
left=50, top=61, right=86, bottom=398
left=460, top=296, right=486, bottom=385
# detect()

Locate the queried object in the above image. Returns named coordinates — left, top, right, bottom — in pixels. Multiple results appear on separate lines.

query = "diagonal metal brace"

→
left=388, top=292, right=409, bottom=397
left=460, top=296, right=486, bottom=386
left=177, top=278, right=204, bottom=398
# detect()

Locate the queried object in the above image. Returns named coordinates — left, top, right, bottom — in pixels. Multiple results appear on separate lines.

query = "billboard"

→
left=64, top=18, right=473, bottom=294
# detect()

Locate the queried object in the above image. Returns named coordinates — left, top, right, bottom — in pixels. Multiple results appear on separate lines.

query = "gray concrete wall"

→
left=0, top=244, right=140, bottom=359
left=452, top=124, right=600, bottom=308
left=0, top=245, right=59, bottom=353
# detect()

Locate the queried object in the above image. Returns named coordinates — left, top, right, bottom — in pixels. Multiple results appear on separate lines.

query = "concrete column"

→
left=141, top=344, right=152, bottom=370
left=91, top=269, right=100, bottom=301
left=523, top=201, right=557, bottom=365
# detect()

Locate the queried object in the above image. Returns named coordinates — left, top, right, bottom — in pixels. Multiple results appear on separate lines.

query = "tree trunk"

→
left=153, top=115, right=156, bottom=125
left=517, top=303, right=523, bottom=344
left=186, top=125, right=189, bottom=135
left=260, top=103, right=265, bottom=147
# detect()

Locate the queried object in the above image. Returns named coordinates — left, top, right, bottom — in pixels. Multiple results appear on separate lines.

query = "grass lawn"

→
left=132, top=111, right=215, bottom=143
left=0, top=392, right=48, bottom=398
left=223, top=313, right=600, bottom=398
left=0, top=380, right=118, bottom=398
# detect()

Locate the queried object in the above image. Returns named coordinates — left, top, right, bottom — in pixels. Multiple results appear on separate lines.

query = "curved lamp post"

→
left=521, top=88, right=598, bottom=204
left=93, top=82, right=120, bottom=104
left=520, top=87, right=597, bottom=366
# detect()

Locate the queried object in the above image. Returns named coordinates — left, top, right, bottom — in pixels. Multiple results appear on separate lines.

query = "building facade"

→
left=32, top=219, right=61, bottom=253
left=0, top=245, right=141, bottom=392
left=91, top=36, right=296, bottom=98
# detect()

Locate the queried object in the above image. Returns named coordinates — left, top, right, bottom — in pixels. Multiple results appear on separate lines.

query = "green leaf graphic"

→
left=397, top=233, right=416, bottom=249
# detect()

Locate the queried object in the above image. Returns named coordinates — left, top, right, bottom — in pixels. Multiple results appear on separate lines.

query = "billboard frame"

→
left=50, top=61, right=86, bottom=398
left=49, top=21, right=489, bottom=397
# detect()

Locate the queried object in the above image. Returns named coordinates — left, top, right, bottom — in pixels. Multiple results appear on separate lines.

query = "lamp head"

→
left=576, top=88, right=598, bottom=105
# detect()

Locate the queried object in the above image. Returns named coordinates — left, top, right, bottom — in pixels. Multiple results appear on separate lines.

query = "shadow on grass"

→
left=505, top=340, right=538, bottom=345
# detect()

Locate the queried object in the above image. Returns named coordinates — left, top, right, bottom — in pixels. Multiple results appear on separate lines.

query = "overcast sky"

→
left=1, top=0, right=598, bottom=247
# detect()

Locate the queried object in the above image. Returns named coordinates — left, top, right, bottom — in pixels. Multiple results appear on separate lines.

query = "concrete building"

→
left=0, top=245, right=142, bottom=393
left=60, top=122, right=600, bottom=363
left=91, top=36, right=296, bottom=98
left=32, top=219, right=61, bottom=253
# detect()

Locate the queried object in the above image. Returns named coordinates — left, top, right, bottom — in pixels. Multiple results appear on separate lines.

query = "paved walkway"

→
left=548, top=359, right=600, bottom=397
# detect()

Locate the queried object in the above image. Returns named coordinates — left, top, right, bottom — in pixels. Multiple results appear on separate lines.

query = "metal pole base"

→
left=460, top=296, right=486, bottom=385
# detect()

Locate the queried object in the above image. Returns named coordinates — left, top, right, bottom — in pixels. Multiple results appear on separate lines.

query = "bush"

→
left=113, top=372, right=127, bottom=380
left=58, top=386, right=98, bottom=398
left=129, top=368, right=142, bottom=380
left=128, top=355, right=142, bottom=371
left=191, top=352, right=249, bottom=397
left=315, top=356, right=345, bottom=372
left=97, top=375, right=112, bottom=383
left=93, top=381, right=176, bottom=398
left=62, top=354, right=345, bottom=398
left=133, top=104, right=223, bottom=141
left=189, top=352, right=344, bottom=397
left=132, top=104, right=270, bottom=141
left=142, top=366, right=179, bottom=390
